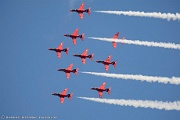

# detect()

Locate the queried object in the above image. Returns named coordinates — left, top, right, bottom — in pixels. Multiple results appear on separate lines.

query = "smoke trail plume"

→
left=95, top=11, right=180, bottom=21
left=88, top=37, right=180, bottom=50
left=81, top=72, right=180, bottom=85
left=78, top=97, right=180, bottom=111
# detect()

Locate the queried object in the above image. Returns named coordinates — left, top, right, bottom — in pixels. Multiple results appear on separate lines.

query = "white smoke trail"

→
left=88, top=37, right=180, bottom=50
left=78, top=97, right=180, bottom=111
left=81, top=72, right=180, bottom=85
left=95, top=11, right=180, bottom=21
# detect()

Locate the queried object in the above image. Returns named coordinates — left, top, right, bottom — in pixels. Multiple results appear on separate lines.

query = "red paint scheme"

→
left=91, top=82, right=111, bottom=98
left=64, top=28, right=85, bottom=45
left=73, top=49, right=94, bottom=64
left=96, top=55, right=117, bottom=72
left=70, top=3, right=91, bottom=19
left=112, top=32, right=119, bottom=49
left=112, top=32, right=125, bottom=48
left=48, top=42, right=69, bottom=58
left=52, top=88, right=73, bottom=104
left=57, top=64, right=78, bottom=79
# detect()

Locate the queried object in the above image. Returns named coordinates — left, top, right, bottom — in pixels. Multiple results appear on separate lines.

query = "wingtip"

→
left=102, top=82, right=106, bottom=86
left=107, top=55, right=112, bottom=59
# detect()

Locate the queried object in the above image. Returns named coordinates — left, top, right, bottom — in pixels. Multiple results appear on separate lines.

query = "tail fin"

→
left=87, top=7, right=91, bottom=15
left=68, top=93, right=73, bottom=100
left=112, top=61, right=117, bottom=68
left=80, top=33, right=85, bottom=41
left=89, top=53, right=94, bottom=61
left=122, top=37, right=125, bottom=45
left=73, top=68, right=78, bottom=75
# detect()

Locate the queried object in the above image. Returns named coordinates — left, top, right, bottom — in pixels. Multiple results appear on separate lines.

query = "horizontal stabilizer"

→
left=73, top=68, right=78, bottom=75
left=87, top=7, right=91, bottom=15
left=68, top=93, right=73, bottom=100
left=65, top=47, right=69, bottom=55
left=81, top=33, right=85, bottom=41
left=112, top=61, right=117, bottom=68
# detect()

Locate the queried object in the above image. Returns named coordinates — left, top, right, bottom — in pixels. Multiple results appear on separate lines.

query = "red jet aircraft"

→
left=57, top=64, right=78, bottom=79
left=91, top=82, right=111, bottom=98
left=52, top=88, right=73, bottom=104
left=73, top=49, right=94, bottom=64
left=112, top=32, right=125, bottom=48
left=64, top=28, right=84, bottom=45
left=70, top=3, right=91, bottom=19
left=48, top=42, right=69, bottom=58
left=96, top=55, right=117, bottom=72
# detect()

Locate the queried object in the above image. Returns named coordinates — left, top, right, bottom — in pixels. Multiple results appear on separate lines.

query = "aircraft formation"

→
left=48, top=3, right=124, bottom=104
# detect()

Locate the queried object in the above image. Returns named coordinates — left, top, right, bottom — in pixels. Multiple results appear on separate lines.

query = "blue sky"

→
left=0, top=0, right=180, bottom=120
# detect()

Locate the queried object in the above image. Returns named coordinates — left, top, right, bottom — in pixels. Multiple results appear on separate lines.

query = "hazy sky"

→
left=0, top=0, right=180, bottom=120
